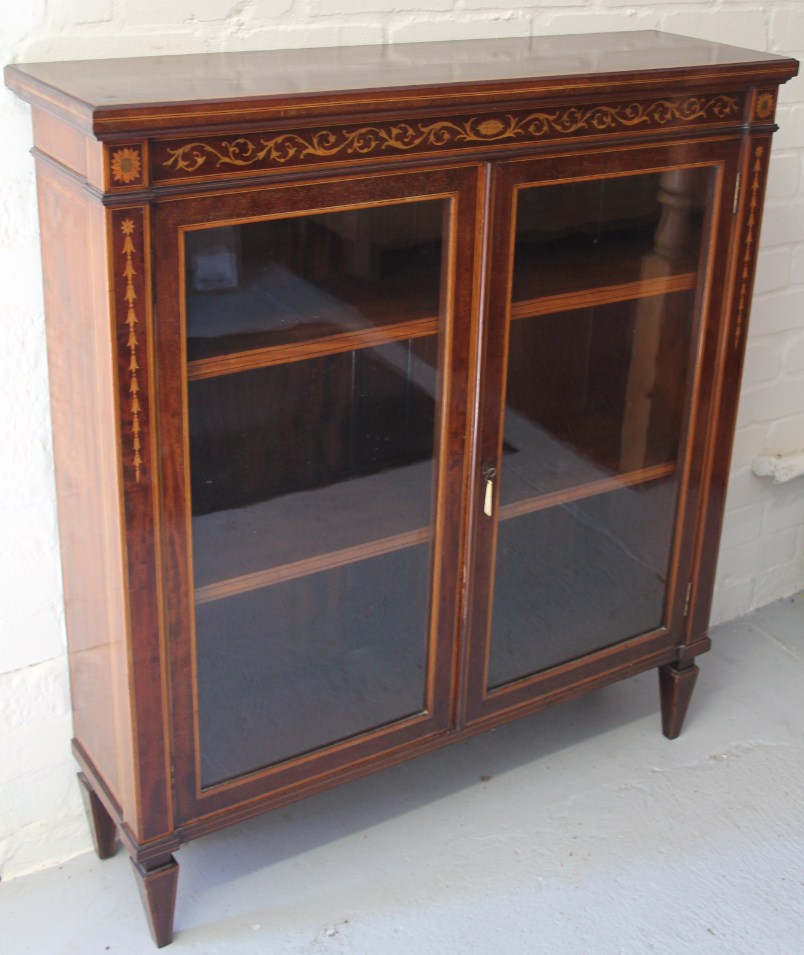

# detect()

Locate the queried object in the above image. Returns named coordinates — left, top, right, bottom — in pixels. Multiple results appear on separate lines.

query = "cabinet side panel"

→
left=688, top=133, right=774, bottom=635
left=35, top=162, right=136, bottom=825
left=30, top=107, right=105, bottom=190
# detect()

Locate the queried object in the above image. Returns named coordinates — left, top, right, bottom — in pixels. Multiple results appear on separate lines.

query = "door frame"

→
left=152, top=163, right=482, bottom=823
left=461, top=136, right=743, bottom=727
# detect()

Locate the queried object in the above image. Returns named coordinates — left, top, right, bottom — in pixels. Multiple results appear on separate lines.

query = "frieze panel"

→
left=153, top=92, right=743, bottom=183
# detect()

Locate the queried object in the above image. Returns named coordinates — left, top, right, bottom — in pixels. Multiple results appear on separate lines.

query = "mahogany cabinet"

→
left=6, top=31, right=798, bottom=946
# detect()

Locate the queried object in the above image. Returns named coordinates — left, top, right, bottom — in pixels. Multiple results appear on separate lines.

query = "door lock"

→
left=481, top=464, right=497, bottom=517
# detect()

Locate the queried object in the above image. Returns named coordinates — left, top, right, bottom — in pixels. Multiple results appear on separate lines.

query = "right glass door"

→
left=465, top=141, right=738, bottom=718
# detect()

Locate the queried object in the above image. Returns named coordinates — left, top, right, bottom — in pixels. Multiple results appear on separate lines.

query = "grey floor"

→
left=4, top=593, right=803, bottom=954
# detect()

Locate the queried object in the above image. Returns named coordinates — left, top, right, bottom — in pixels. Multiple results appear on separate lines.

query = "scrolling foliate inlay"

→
left=156, top=93, right=741, bottom=181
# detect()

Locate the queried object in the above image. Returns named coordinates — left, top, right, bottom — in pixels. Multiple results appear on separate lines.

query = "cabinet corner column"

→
left=109, top=203, right=173, bottom=840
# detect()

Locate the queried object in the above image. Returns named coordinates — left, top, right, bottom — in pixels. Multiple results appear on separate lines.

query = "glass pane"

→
left=489, top=478, right=676, bottom=688
left=189, top=337, right=438, bottom=588
left=186, top=200, right=447, bottom=787
left=487, top=168, right=711, bottom=689
left=185, top=201, right=444, bottom=362
left=500, top=292, right=695, bottom=509
left=511, top=169, right=707, bottom=304
left=196, top=545, right=430, bottom=784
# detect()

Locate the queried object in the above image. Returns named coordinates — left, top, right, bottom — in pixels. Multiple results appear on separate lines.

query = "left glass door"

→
left=155, top=167, right=478, bottom=818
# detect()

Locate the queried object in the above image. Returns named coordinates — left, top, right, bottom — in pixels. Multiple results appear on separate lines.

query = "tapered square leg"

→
left=77, top=772, right=117, bottom=860
left=659, top=663, right=699, bottom=739
left=131, top=856, right=179, bottom=948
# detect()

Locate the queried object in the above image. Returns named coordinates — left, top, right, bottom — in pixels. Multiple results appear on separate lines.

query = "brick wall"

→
left=1, top=2, right=802, bottom=879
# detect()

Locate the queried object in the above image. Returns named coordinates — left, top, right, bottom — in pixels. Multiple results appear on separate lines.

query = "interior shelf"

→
left=185, top=249, right=441, bottom=379
left=193, top=451, right=676, bottom=606
left=487, top=474, right=679, bottom=688
left=192, top=457, right=436, bottom=603
left=499, top=461, right=675, bottom=522
left=188, top=314, right=438, bottom=381
left=195, top=540, right=432, bottom=785
left=510, top=271, right=697, bottom=322
left=188, top=192, right=697, bottom=602
left=196, top=526, right=430, bottom=604
left=187, top=271, right=697, bottom=381
left=511, top=202, right=702, bottom=303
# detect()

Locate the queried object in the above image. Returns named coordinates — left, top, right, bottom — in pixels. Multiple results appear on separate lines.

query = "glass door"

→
left=464, top=141, right=739, bottom=721
left=156, top=167, right=478, bottom=818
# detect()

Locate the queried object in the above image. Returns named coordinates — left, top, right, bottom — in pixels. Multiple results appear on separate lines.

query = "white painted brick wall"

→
left=1, top=1, right=802, bottom=881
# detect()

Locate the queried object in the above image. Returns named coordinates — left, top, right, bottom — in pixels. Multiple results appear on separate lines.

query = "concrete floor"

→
left=3, top=593, right=803, bottom=954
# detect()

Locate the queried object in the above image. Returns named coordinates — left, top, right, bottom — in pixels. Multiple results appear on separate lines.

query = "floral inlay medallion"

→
left=111, top=147, right=143, bottom=185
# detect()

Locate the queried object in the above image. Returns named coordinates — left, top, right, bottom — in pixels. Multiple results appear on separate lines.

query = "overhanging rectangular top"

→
left=5, top=31, right=798, bottom=136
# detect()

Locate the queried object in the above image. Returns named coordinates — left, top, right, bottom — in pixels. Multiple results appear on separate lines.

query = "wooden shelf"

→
left=499, top=461, right=675, bottom=521
left=192, top=332, right=682, bottom=605
left=188, top=314, right=438, bottom=380
left=193, top=454, right=676, bottom=606
left=510, top=272, right=697, bottom=322
left=185, top=253, right=441, bottom=379
left=196, top=526, right=430, bottom=604
left=187, top=272, right=697, bottom=381
left=192, top=457, right=436, bottom=602
left=511, top=219, right=701, bottom=304
left=488, top=474, right=678, bottom=688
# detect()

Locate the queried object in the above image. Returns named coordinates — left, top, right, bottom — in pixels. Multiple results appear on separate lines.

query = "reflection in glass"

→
left=488, top=478, right=677, bottom=688
left=487, top=168, right=711, bottom=688
left=185, top=201, right=445, bottom=361
left=512, top=169, right=707, bottom=302
left=185, top=200, right=447, bottom=786
left=196, top=545, right=431, bottom=786
left=500, top=293, right=695, bottom=508
left=188, top=336, right=438, bottom=574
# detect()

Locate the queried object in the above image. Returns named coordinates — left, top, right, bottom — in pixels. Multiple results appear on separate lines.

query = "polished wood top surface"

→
left=5, top=31, right=798, bottom=135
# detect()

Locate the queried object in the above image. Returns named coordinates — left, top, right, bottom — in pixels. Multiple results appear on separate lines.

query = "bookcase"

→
left=6, top=31, right=797, bottom=946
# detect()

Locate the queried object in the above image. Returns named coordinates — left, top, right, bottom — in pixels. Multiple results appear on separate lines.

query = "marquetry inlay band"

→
left=155, top=93, right=742, bottom=181
left=120, top=217, right=143, bottom=481
left=734, top=144, right=766, bottom=350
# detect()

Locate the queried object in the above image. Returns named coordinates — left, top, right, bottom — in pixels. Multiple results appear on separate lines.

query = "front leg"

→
left=131, top=854, right=180, bottom=948
left=658, top=662, right=699, bottom=739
